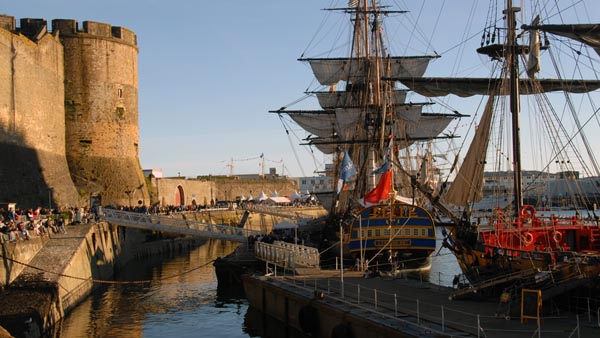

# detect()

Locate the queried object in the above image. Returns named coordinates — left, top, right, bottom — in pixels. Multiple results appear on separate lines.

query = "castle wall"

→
left=153, top=178, right=299, bottom=206
left=54, top=19, right=148, bottom=207
left=0, top=16, right=80, bottom=207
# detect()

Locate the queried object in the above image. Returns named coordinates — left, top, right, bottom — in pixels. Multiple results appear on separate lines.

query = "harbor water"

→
left=57, top=228, right=460, bottom=337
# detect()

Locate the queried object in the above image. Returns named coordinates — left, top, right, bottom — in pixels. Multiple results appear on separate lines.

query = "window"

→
left=118, top=88, right=123, bottom=98
left=116, top=107, right=125, bottom=118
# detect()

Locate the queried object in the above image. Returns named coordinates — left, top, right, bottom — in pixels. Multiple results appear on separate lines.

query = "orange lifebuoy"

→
left=523, top=232, right=534, bottom=245
left=520, top=205, right=536, bottom=218
left=552, top=231, right=562, bottom=243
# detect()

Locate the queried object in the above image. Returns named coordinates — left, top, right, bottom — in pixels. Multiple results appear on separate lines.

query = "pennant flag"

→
left=337, top=150, right=357, bottom=193
left=526, top=16, right=541, bottom=78
left=359, top=170, right=393, bottom=206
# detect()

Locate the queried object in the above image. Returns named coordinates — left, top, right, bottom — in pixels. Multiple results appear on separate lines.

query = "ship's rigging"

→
left=272, top=1, right=466, bottom=217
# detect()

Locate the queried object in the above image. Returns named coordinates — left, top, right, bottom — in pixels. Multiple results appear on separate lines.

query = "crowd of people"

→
left=0, top=206, right=97, bottom=243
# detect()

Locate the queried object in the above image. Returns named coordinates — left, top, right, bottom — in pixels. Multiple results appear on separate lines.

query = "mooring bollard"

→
left=394, top=294, right=398, bottom=317
left=357, top=284, right=360, bottom=304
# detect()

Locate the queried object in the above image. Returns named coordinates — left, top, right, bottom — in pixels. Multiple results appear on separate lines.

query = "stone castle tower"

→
left=0, top=16, right=148, bottom=207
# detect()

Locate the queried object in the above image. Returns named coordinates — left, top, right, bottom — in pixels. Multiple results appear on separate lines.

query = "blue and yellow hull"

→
left=348, top=202, right=436, bottom=270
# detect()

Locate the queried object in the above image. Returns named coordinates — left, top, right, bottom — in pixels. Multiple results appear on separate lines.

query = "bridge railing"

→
left=272, top=241, right=320, bottom=268
left=102, top=208, right=264, bottom=241
left=255, top=241, right=296, bottom=270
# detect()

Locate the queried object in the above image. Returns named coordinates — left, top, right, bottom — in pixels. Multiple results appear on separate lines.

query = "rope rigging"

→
left=0, top=253, right=216, bottom=285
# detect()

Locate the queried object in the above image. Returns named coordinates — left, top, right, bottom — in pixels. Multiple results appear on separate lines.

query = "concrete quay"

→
left=0, top=221, right=207, bottom=337
left=243, top=272, right=600, bottom=338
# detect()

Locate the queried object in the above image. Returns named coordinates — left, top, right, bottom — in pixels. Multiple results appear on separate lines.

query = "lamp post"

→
left=340, top=219, right=344, bottom=298
left=48, top=187, right=53, bottom=210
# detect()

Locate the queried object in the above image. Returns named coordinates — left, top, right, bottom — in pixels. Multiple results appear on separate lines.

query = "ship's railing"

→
left=254, top=241, right=320, bottom=270
left=102, top=208, right=263, bottom=243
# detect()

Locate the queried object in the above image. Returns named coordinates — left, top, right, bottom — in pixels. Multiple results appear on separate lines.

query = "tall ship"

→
left=272, top=0, right=463, bottom=270
left=398, top=0, right=600, bottom=296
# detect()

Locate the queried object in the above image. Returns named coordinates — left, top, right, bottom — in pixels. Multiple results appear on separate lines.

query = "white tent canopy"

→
left=267, top=196, right=291, bottom=205
left=255, top=191, right=268, bottom=202
left=290, top=191, right=302, bottom=200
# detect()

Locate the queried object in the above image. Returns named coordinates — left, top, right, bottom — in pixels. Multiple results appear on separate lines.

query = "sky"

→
left=3, top=0, right=600, bottom=179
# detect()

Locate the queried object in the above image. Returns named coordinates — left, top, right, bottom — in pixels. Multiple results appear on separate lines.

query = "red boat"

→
left=400, top=0, right=600, bottom=298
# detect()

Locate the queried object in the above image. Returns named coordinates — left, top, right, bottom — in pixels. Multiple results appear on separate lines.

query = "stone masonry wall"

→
left=54, top=19, right=148, bottom=207
left=154, top=177, right=299, bottom=206
left=0, top=16, right=80, bottom=207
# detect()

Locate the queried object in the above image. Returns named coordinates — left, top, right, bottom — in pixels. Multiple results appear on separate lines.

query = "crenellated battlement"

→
left=52, top=19, right=137, bottom=45
left=0, top=15, right=16, bottom=31
left=19, top=18, right=48, bottom=40
left=1, top=14, right=145, bottom=207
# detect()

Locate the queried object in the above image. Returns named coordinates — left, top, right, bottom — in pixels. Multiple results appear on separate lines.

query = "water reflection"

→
left=58, top=228, right=461, bottom=338
left=59, top=240, right=243, bottom=338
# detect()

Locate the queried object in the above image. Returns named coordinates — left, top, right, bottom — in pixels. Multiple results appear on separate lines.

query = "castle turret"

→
left=0, top=16, right=80, bottom=207
left=53, top=19, right=148, bottom=206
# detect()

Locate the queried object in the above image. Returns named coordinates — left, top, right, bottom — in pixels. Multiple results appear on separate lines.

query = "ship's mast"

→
left=506, top=0, right=523, bottom=214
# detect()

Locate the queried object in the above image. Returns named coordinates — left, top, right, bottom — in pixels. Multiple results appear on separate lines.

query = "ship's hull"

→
left=447, top=206, right=600, bottom=296
left=348, top=201, right=436, bottom=271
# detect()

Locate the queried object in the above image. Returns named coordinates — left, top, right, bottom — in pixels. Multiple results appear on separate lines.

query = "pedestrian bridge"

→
left=102, top=209, right=264, bottom=243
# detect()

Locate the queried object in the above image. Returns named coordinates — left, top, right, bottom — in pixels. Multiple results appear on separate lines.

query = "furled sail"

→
left=312, top=89, right=408, bottom=108
left=444, top=94, right=495, bottom=206
left=283, top=107, right=456, bottom=142
left=397, top=77, right=600, bottom=97
left=301, top=56, right=436, bottom=86
left=395, top=115, right=455, bottom=139
left=285, top=110, right=336, bottom=137
left=524, top=24, right=600, bottom=56
left=305, top=113, right=456, bottom=154
left=281, top=108, right=366, bottom=140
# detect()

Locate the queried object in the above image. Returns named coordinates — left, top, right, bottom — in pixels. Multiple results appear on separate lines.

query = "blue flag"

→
left=337, top=151, right=356, bottom=193
left=371, top=161, right=389, bottom=175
